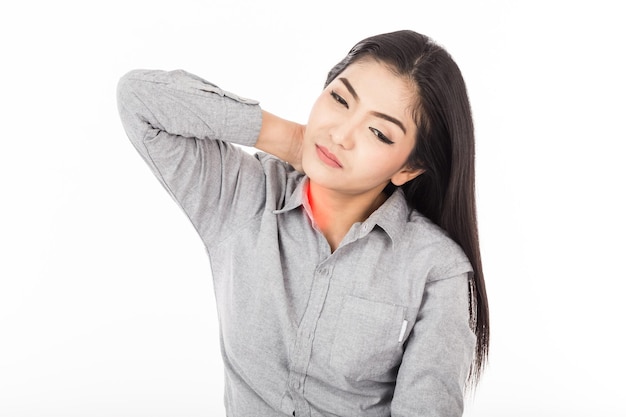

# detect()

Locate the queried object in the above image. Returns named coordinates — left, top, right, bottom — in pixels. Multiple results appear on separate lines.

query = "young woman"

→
left=117, top=30, right=489, bottom=417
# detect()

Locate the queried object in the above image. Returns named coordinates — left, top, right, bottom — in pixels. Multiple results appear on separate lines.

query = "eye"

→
left=369, top=127, right=394, bottom=145
left=330, top=91, right=349, bottom=108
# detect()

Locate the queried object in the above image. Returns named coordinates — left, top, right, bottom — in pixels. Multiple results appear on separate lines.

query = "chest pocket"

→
left=329, top=296, right=416, bottom=381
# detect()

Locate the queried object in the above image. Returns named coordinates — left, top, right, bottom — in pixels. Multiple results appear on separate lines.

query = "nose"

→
left=329, top=119, right=356, bottom=150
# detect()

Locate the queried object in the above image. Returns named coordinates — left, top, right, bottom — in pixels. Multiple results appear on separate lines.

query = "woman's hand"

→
left=256, top=110, right=305, bottom=172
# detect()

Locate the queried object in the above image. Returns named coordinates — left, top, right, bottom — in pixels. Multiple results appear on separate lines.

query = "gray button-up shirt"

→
left=117, top=69, right=476, bottom=417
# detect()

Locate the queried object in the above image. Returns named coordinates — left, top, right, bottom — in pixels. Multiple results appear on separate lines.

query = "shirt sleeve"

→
left=116, top=69, right=264, bottom=246
left=390, top=273, right=476, bottom=417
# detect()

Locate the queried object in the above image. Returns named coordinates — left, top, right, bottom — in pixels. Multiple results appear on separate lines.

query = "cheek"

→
left=306, top=93, right=345, bottom=139
left=357, top=146, right=412, bottom=177
left=306, top=95, right=327, bottom=127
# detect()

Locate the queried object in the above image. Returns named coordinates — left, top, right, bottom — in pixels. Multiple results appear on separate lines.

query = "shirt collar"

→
left=272, top=177, right=410, bottom=246
left=271, top=177, right=307, bottom=214
left=362, top=187, right=409, bottom=246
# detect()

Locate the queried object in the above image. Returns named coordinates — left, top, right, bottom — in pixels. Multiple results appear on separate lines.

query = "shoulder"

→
left=251, top=151, right=305, bottom=207
left=402, top=210, right=472, bottom=282
left=253, top=151, right=302, bottom=183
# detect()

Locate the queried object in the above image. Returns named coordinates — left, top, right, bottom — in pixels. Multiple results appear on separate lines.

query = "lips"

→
left=315, top=145, right=343, bottom=168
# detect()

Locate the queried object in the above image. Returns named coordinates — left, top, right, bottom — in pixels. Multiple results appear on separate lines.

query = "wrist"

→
left=257, top=110, right=304, bottom=170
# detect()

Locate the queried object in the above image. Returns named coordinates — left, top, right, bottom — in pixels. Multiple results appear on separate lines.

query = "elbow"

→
left=116, top=70, right=155, bottom=148
left=116, top=70, right=142, bottom=113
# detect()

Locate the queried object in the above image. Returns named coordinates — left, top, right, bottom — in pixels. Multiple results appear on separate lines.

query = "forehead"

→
left=335, top=58, right=417, bottom=119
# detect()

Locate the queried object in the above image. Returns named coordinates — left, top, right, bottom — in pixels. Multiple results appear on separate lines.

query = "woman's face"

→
left=302, top=58, right=422, bottom=199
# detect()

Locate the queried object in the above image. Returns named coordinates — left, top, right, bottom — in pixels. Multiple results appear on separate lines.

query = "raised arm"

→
left=117, top=69, right=267, bottom=245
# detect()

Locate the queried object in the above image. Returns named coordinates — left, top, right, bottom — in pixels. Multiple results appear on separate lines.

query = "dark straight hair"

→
left=325, top=30, right=489, bottom=387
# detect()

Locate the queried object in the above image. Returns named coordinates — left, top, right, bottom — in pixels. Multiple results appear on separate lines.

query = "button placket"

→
left=288, top=262, right=333, bottom=416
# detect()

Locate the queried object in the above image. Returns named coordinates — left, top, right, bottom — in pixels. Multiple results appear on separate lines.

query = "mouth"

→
left=315, top=145, right=343, bottom=168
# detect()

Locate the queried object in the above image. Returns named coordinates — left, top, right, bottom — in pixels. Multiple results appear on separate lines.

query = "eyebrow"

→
left=339, top=77, right=407, bottom=134
left=371, top=111, right=407, bottom=134
left=339, top=77, right=359, bottom=101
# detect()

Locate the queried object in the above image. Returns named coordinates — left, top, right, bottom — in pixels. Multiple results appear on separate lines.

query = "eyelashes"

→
left=331, top=90, right=348, bottom=108
left=329, top=90, right=395, bottom=145
left=369, top=127, right=394, bottom=145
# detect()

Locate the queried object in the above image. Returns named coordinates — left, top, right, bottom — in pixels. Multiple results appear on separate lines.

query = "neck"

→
left=307, top=181, right=388, bottom=252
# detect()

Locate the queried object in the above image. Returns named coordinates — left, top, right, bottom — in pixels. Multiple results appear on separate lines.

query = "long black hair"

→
left=325, top=30, right=489, bottom=387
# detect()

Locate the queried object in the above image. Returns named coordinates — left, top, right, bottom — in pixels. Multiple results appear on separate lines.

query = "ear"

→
left=390, top=166, right=424, bottom=186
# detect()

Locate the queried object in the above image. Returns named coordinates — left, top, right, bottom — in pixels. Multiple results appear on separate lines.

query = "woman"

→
left=117, top=30, right=488, bottom=417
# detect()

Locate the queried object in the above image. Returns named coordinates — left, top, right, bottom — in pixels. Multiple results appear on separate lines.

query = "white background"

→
left=1, top=0, right=624, bottom=416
